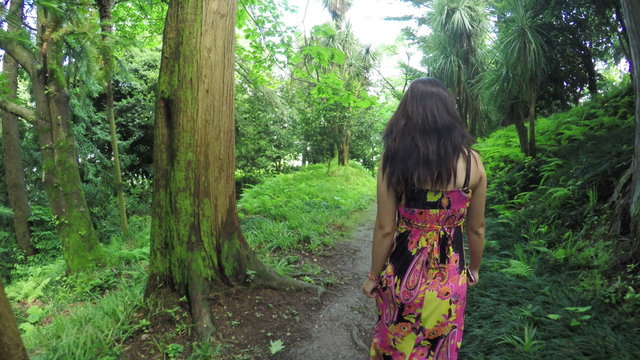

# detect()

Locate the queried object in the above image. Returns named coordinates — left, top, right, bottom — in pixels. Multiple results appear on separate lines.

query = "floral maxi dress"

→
left=370, top=158, right=472, bottom=360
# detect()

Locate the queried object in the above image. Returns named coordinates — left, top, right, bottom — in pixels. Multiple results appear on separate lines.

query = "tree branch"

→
left=0, top=31, right=36, bottom=77
left=0, top=98, right=39, bottom=124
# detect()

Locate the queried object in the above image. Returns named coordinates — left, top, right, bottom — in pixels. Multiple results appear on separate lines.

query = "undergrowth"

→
left=4, top=162, right=374, bottom=359
left=6, top=241, right=149, bottom=359
left=238, top=162, right=375, bottom=275
left=462, top=86, right=639, bottom=359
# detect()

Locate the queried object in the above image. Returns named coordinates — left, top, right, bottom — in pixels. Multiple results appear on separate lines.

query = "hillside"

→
left=462, top=86, right=639, bottom=359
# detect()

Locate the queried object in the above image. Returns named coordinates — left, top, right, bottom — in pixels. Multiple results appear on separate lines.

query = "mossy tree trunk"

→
left=1, top=0, right=35, bottom=256
left=146, top=0, right=319, bottom=339
left=0, top=278, right=29, bottom=360
left=621, top=0, right=640, bottom=245
left=95, top=0, right=129, bottom=236
left=0, top=2, right=104, bottom=272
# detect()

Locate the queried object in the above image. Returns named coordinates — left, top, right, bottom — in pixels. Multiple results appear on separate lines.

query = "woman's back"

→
left=370, top=150, right=472, bottom=359
left=363, top=78, right=486, bottom=360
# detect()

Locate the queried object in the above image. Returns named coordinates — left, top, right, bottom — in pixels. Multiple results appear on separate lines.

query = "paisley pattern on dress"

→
left=370, top=187, right=472, bottom=360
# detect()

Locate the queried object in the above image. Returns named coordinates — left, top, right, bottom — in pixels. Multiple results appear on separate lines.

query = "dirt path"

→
left=278, top=205, right=377, bottom=359
left=122, top=206, right=380, bottom=359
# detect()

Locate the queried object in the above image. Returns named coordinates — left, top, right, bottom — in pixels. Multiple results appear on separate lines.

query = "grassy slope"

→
left=462, top=87, right=639, bottom=359
left=239, top=163, right=375, bottom=280
left=5, top=162, right=375, bottom=359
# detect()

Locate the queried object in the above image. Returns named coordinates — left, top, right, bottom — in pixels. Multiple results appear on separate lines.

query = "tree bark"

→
left=0, top=278, right=29, bottom=360
left=620, top=0, right=640, bottom=245
left=514, top=119, right=529, bottom=156
left=510, top=102, right=529, bottom=156
left=30, top=4, right=104, bottom=272
left=469, top=95, right=480, bottom=137
left=95, top=0, right=129, bottom=235
left=146, top=0, right=320, bottom=340
left=528, top=82, right=538, bottom=158
left=0, top=2, right=105, bottom=272
left=338, top=126, right=350, bottom=166
left=1, top=0, right=35, bottom=256
left=338, top=140, right=349, bottom=166
left=577, top=40, right=598, bottom=96
left=615, top=1, right=633, bottom=81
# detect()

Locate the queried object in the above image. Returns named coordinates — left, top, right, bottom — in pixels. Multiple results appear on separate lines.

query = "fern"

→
left=500, top=259, right=533, bottom=278
left=0, top=205, right=13, bottom=219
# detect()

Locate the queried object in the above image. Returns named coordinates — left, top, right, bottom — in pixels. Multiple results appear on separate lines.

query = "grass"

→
left=461, top=85, right=640, bottom=359
left=5, top=86, right=638, bottom=358
left=5, top=161, right=375, bottom=359
left=462, top=218, right=640, bottom=359
left=6, top=243, right=149, bottom=359
left=239, top=162, right=375, bottom=274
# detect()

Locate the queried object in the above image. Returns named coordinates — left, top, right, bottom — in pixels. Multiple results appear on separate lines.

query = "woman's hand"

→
left=468, top=268, right=480, bottom=286
left=362, top=278, right=378, bottom=298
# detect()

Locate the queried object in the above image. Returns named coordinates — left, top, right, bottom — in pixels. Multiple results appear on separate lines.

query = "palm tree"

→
left=421, top=0, right=489, bottom=136
left=480, top=49, right=529, bottom=153
left=322, top=0, right=353, bottom=24
left=484, top=0, right=547, bottom=156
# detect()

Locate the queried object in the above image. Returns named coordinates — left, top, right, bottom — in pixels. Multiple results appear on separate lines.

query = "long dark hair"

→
left=382, top=78, right=473, bottom=193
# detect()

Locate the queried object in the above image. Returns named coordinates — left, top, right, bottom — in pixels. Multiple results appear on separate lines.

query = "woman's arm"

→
left=465, top=151, right=487, bottom=285
left=362, top=166, right=398, bottom=298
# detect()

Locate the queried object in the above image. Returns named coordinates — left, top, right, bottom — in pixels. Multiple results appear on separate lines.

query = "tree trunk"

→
left=0, top=278, right=29, bottom=360
left=469, top=95, right=479, bottom=137
left=95, top=0, right=129, bottom=235
left=615, top=1, right=633, bottom=81
left=528, top=82, right=538, bottom=158
left=457, top=64, right=468, bottom=130
left=32, top=5, right=104, bottom=272
left=510, top=102, right=529, bottom=155
left=0, top=3, right=105, bottom=272
left=338, top=140, right=349, bottom=166
left=621, top=0, right=640, bottom=246
left=581, top=44, right=598, bottom=96
left=514, top=118, right=529, bottom=156
left=338, top=126, right=350, bottom=166
left=146, top=0, right=319, bottom=340
left=1, top=0, right=35, bottom=256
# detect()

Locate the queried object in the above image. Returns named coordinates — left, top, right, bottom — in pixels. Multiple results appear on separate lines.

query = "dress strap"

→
left=463, top=148, right=471, bottom=190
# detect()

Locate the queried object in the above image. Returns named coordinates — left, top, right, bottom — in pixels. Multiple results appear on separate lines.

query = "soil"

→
left=122, top=206, right=377, bottom=359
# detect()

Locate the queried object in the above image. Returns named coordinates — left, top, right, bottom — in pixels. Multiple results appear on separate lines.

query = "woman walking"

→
left=362, top=78, right=487, bottom=360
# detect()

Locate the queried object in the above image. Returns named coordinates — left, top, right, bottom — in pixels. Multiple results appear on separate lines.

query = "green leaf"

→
left=269, top=339, right=285, bottom=355
left=563, top=306, right=592, bottom=313
left=19, top=322, right=36, bottom=333
left=26, top=305, right=45, bottom=324
left=546, top=314, right=560, bottom=320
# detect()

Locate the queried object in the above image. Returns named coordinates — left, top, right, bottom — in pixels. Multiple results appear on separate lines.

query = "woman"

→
left=362, top=78, right=486, bottom=360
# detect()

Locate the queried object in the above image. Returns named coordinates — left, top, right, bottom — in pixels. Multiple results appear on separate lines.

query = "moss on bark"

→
left=29, top=5, right=105, bottom=272
left=0, top=279, right=29, bottom=360
left=146, top=0, right=321, bottom=340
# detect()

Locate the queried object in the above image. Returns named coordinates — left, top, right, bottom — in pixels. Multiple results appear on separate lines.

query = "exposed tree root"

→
left=249, top=259, right=326, bottom=297
left=189, top=274, right=215, bottom=340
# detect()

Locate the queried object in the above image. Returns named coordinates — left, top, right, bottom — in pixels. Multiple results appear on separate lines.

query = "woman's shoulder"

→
left=466, top=148, right=486, bottom=187
left=468, top=148, right=484, bottom=167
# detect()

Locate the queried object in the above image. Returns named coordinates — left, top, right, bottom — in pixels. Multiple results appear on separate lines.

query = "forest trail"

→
left=279, top=205, right=377, bottom=359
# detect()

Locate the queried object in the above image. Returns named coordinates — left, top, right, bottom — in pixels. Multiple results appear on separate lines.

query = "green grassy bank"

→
left=462, top=87, right=639, bottom=359
left=4, top=162, right=375, bottom=359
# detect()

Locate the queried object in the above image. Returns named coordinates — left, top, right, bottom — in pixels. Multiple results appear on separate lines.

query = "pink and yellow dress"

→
left=370, top=163, right=472, bottom=360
